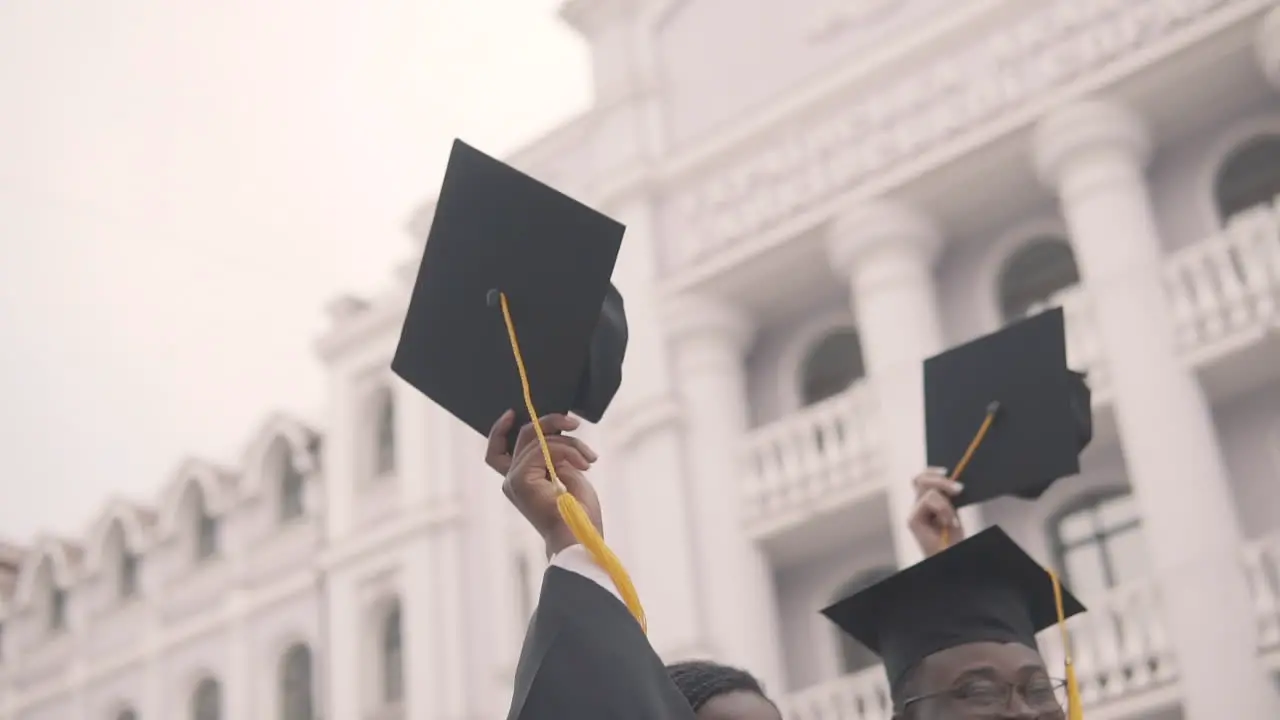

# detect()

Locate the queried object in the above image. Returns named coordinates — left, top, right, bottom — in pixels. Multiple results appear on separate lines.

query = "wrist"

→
left=543, top=528, right=580, bottom=560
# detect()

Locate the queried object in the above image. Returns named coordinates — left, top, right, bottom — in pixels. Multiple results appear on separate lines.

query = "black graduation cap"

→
left=391, top=140, right=628, bottom=449
left=923, top=307, right=1093, bottom=508
left=821, top=526, right=1086, bottom=706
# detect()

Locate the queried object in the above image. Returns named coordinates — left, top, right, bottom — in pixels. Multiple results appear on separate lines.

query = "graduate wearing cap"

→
left=393, top=140, right=698, bottom=720
left=824, top=524, right=1084, bottom=719
left=823, top=309, right=1096, bottom=719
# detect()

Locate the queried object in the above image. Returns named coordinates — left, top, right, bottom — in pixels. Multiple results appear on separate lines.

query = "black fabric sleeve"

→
left=506, top=566, right=695, bottom=720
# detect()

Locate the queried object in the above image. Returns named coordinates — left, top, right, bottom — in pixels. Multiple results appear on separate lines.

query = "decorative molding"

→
left=807, top=0, right=902, bottom=43
left=81, top=499, right=154, bottom=578
left=156, top=459, right=238, bottom=540
left=672, top=0, right=1252, bottom=263
left=237, top=413, right=322, bottom=499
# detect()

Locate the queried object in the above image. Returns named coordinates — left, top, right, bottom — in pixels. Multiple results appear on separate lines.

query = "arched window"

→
left=831, top=566, right=896, bottom=674
left=192, top=676, right=221, bottom=720
left=271, top=439, right=306, bottom=523
left=119, top=547, right=140, bottom=598
left=116, top=707, right=138, bottom=720
left=280, top=643, right=314, bottom=720
left=1214, top=133, right=1280, bottom=221
left=997, top=237, right=1080, bottom=323
left=105, top=521, right=139, bottom=598
left=193, top=488, right=219, bottom=561
left=372, top=389, right=397, bottom=479
left=49, top=585, right=66, bottom=632
left=800, top=328, right=865, bottom=406
left=381, top=601, right=404, bottom=704
left=1050, top=491, right=1148, bottom=600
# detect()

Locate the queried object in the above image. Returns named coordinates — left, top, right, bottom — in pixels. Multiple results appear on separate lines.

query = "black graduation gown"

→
left=506, top=566, right=696, bottom=720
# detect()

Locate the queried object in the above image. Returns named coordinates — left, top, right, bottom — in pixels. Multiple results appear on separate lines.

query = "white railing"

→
left=783, top=666, right=892, bottom=720
left=1165, top=200, right=1280, bottom=357
left=742, top=383, right=883, bottom=528
left=779, top=534, right=1280, bottom=719
left=1039, top=580, right=1176, bottom=706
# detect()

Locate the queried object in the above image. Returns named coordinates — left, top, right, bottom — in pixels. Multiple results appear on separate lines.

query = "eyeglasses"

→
left=901, top=677, right=1066, bottom=716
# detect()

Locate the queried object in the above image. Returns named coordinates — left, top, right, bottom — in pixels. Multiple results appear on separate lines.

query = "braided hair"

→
left=666, top=660, right=773, bottom=712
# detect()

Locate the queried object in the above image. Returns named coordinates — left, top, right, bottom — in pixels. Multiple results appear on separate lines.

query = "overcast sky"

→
left=0, top=0, right=590, bottom=541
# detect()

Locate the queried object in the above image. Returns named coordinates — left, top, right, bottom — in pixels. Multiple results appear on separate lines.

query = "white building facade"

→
left=4, top=0, right=1280, bottom=718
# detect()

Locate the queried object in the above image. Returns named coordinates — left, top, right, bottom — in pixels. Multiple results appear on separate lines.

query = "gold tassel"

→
left=1050, top=569, right=1082, bottom=719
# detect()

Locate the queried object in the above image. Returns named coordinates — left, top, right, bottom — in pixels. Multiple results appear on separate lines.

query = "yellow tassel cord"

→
left=1050, top=569, right=1083, bottom=720
left=938, top=403, right=1082, bottom=717
left=497, top=292, right=648, bottom=633
left=939, top=403, right=998, bottom=549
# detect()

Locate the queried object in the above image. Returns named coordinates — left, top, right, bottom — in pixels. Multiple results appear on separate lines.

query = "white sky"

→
left=0, top=0, right=590, bottom=541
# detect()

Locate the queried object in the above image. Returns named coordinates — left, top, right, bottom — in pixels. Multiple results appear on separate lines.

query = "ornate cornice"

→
left=671, top=0, right=1259, bottom=265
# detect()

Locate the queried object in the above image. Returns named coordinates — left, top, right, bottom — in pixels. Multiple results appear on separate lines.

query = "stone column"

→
left=603, top=400, right=706, bottom=662
left=825, top=201, right=968, bottom=569
left=664, top=294, right=785, bottom=693
left=1033, top=98, right=1280, bottom=720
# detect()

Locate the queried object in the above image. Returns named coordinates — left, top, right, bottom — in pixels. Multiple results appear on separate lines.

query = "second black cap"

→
left=822, top=525, right=1087, bottom=703
left=923, top=308, right=1093, bottom=508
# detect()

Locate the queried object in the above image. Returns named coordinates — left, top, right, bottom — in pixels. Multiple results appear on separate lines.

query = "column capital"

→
left=824, top=200, right=944, bottom=277
left=1257, top=6, right=1280, bottom=90
left=660, top=293, right=755, bottom=353
left=1033, top=99, right=1152, bottom=190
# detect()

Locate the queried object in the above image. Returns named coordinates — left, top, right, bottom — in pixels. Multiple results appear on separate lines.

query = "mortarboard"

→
left=391, top=139, right=646, bottom=633
left=923, top=307, right=1093, bottom=509
left=822, top=526, right=1087, bottom=715
left=392, top=139, right=629, bottom=446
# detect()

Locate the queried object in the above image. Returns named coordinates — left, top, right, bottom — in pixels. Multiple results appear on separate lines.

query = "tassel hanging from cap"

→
left=495, top=290, right=647, bottom=633
left=940, top=401, right=999, bottom=549
left=1050, top=569, right=1083, bottom=719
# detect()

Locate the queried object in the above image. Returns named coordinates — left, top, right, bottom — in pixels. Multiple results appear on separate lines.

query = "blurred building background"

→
left=4, top=0, right=1280, bottom=718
